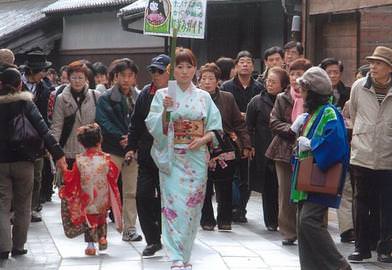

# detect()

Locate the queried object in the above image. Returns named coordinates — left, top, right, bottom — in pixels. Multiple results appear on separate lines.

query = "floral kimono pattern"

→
left=146, top=83, right=222, bottom=262
left=60, top=149, right=122, bottom=231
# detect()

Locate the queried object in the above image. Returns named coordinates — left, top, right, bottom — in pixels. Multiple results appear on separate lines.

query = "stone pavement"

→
left=0, top=193, right=390, bottom=270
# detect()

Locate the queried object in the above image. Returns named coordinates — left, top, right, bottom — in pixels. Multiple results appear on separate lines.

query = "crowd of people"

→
left=0, top=41, right=392, bottom=270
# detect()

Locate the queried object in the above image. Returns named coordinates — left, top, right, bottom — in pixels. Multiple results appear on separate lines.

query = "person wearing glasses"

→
left=125, top=54, right=170, bottom=256
left=51, top=61, right=101, bottom=171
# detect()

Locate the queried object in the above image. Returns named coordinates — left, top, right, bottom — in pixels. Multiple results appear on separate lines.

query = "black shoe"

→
left=218, top=224, right=232, bottom=231
left=11, top=249, right=27, bottom=257
left=378, top=254, right=392, bottom=263
left=0, top=251, right=9, bottom=260
left=35, top=204, right=43, bottom=212
left=282, top=239, right=296, bottom=246
left=348, top=251, right=371, bottom=262
left=340, top=229, right=355, bottom=243
left=142, top=243, right=162, bottom=257
left=201, top=224, right=215, bottom=231
left=266, top=226, right=278, bottom=232
left=232, top=216, right=248, bottom=223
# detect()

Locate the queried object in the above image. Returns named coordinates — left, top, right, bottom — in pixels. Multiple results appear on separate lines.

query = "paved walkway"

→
left=0, top=193, right=389, bottom=270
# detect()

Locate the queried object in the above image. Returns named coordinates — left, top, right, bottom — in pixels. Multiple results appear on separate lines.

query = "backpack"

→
left=8, top=104, right=44, bottom=161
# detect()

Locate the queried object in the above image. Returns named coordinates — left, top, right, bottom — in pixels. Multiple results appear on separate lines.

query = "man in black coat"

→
left=20, top=49, right=53, bottom=223
left=221, top=51, right=264, bottom=223
left=125, top=54, right=170, bottom=256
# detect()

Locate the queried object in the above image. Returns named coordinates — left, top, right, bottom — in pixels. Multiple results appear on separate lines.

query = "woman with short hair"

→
left=198, top=63, right=251, bottom=231
left=265, top=58, right=312, bottom=245
left=246, top=67, right=289, bottom=231
left=290, top=67, right=351, bottom=270
left=51, top=60, right=100, bottom=170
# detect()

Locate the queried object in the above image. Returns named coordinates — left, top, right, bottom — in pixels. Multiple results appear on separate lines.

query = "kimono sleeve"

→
left=204, top=92, right=223, bottom=146
left=310, top=108, right=349, bottom=171
left=145, top=90, right=166, bottom=144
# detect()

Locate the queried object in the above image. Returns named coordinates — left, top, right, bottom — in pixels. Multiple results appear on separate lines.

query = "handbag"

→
left=60, top=198, right=87, bottom=238
left=297, top=156, right=343, bottom=195
left=208, top=130, right=238, bottom=181
left=8, top=107, right=44, bottom=161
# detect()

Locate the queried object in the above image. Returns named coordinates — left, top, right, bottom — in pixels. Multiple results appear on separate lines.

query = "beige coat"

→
left=350, top=75, right=392, bottom=170
left=52, top=85, right=100, bottom=159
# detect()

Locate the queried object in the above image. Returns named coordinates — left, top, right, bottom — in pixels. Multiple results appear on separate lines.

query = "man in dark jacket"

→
left=21, top=49, right=54, bottom=223
left=125, top=54, right=170, bottom=256
left=95, top=58, right=142, bottom=242
left=319, top=58, right=350, bottom=110
left=221, top=51, right=263, bottom=223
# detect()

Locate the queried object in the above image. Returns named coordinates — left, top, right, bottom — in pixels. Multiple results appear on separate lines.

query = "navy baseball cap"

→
left=147, top=54, right=171, bottom=71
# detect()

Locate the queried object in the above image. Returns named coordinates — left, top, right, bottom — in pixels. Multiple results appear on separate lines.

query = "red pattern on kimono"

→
left=60, top=149, right=122, bottom=231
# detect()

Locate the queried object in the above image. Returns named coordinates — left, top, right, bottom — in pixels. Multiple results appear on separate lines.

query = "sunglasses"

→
left=149, top=68, right=165, bottom=74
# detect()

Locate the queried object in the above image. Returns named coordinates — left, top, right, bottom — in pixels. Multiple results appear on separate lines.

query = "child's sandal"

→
left=98, top=237, right=108, bottom=251
left=85, top=247, right=96, bottom=256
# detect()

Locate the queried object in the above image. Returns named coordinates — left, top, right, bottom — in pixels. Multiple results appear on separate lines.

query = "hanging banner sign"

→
left=144, top=0, right=207, bottom=39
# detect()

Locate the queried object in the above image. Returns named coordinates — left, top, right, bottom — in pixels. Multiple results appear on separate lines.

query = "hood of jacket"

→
left=0, top=91, right=33, bottom=104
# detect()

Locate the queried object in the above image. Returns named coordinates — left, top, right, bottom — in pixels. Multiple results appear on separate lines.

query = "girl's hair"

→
left=199, top=63, right=221, bottom=80
left=268, top=67, right=290, bottom=90
left=0, top=67, right=21, bottom=95
left=289, top=58, right=312, bottom=72
left=304, top=90, right=329, bottom=113
left=175, top=47, right=197, bottom=67
left=76, top=123, right=102, bottom=148
left=215, top=57, right=234, bottom=81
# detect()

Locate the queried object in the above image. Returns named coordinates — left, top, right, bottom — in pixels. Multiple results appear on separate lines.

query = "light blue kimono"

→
left=145, top=83, right=222, bottom=263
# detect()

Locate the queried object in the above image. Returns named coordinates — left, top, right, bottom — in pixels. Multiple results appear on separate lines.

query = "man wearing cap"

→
left=125, top=54, right=170, bottom=256
left=21, top=48, right=54, bottom=223
left=348, top=46, right=392, bottom=263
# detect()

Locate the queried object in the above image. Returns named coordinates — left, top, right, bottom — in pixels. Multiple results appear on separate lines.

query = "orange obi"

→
left=173, top=119, right=204, bottom=144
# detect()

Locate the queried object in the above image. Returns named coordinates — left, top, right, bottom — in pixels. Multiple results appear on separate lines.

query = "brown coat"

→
left=265, top=88, right=296, bottom=163
left=213, top=89, right=251, bottom=151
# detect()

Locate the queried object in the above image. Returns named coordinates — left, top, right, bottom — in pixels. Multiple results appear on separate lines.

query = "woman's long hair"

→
left=304, top=89, right=329, bottom=114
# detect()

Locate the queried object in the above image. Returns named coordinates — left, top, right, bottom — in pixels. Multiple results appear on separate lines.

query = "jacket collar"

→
left=62, top=84, right=89, bottom=102
left=363, top=73, right=392, bottom=96
left=0, top=91, right=33, bottom=104
left=260, top=90, right=274, bottom=107
left=281, top=87, right=293, bottom=105
left=110, top=84, right=138, bottom=103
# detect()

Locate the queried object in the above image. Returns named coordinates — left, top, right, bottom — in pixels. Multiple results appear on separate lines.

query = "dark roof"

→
left=118, top=0, right=269, bottom=17
left=43, top=0, right=136, bottom=15
left=0, top=0, right=57, bottom=40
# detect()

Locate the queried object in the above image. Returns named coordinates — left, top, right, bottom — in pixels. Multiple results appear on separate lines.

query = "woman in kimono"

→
left=145, top=48, right=222, bottom=270
left=290, top=67, right=351, bottom=270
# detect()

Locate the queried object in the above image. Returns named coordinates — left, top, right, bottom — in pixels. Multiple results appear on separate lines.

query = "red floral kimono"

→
left=60, top=149, right=122, bottom=233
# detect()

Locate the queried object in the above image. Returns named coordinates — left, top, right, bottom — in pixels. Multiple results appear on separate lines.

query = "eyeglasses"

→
left=149, top=68, right=165, bottom=75
left=70, top=76, right=86, bottom=81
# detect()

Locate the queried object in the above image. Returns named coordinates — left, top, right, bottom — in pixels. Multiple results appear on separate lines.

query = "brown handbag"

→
left=297, top=157, right=343, bottom=195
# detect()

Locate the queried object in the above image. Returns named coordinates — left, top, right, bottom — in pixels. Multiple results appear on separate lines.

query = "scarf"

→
left=290, top=86, right=304, bottom=122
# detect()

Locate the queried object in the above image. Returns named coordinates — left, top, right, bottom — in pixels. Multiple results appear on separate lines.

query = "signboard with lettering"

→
left=144, top=0, right=207, bottom=39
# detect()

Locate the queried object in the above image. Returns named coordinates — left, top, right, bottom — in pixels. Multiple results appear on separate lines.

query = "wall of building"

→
left=61, top=10, right=164, bottom=50
left=359, top=5, right=392, bottom=66
left=59, top=10, right=165, bottom=86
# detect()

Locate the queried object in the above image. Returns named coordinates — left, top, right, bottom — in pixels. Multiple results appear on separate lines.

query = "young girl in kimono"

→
left=60, top=123, right=122, bottom=256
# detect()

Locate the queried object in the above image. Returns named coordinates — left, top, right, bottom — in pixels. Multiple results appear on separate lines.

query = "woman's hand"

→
left=56, top=156, right=67, bottom=172
left=188, top=132, right=214, bottom=150
left=249, top=147, right=256, bottom=160
left=163, top=96, right=174, bottom=110
left=188, top=138, right=205, bottom=150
